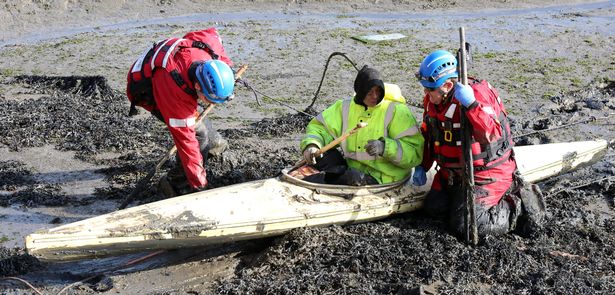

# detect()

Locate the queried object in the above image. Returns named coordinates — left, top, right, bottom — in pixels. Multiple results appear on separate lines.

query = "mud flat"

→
left=1, top=1, right=614, bottom=294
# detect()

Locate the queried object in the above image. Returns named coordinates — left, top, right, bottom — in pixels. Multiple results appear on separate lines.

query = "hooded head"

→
left=353, top=65, right=385, bottom=107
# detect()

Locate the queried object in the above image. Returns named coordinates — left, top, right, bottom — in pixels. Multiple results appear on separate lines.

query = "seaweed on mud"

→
left=0, top=75, right=168, bottom=158
left=249, top=111, right=315, bottom=137
left=13, top=75, right=114, bottom=98
left=0, top=247, right=42, bottom=277
left=93, top=152, right=164, bottom=200
left=206, top=145, right=298, bottom=188
left=0, top=159, right=97, bottom=207
left=0, top=76, right=311, bottom=205
left=216, top=194, right=615, bottom=294
left=0, top=160, right=36, bottom=191
left=1, top=73, right=613, bottom=294
left=0, top=183, right=76, bottom=207
left=550, top=79, right=615, bottom=113
left=222, top=111, right=314, bottom=139
left=0, top=75, right=176, bottom=205
left=213, top=157, right=615, bottom=295
left=512, top=79, right=614, bottom=144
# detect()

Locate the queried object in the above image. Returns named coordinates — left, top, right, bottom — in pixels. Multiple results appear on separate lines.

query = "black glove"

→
left=365, top=139, right=385, bottom=156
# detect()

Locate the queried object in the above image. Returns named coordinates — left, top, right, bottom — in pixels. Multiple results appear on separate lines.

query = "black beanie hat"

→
left=353, top=65, right=385, bottom=107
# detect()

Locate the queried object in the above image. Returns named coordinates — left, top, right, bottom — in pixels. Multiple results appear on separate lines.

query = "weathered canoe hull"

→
left=25, top=140, right=608, bottom=261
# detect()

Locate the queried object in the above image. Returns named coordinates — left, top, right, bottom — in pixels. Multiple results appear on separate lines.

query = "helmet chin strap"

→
left=440, top=84, right=454, bottom=104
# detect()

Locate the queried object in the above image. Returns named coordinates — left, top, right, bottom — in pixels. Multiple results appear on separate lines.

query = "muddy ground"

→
left=1, top=0, right=614, bottom=294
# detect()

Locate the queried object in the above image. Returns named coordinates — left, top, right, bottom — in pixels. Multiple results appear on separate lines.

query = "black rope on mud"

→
left=237, top=52, right=359, bottom=116
left=236, top=78, right=262, bottom=107
left=513, top=112, right=614, bottom=139
left=546, top=175, right=615, bottom=197
left=0, top=276, right=44, bottom=295
left=306, top=52, right=360, bottom=111
left=237, top=78, right=315, bottom=119
left=54, top=250, right=166, bottom=295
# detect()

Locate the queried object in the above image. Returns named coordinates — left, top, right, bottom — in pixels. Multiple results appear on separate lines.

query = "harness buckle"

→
left=444, top=130, right=453, bottom=142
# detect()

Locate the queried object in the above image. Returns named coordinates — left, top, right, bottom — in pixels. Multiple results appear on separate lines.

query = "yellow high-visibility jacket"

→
left=300, top=84, right=424, bottom=184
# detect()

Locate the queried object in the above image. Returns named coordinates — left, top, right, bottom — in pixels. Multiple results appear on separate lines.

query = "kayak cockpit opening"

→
left=279, top=166, right=411, bottom=196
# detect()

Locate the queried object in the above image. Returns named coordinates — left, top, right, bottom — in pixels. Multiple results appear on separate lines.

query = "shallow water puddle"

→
left=1, top=146, right=108, bottom=197
left=0, top=146, right=114, bottom=248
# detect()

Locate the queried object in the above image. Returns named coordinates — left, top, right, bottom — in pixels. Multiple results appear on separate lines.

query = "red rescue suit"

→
left=150, top=30, right=233, bottom=189
left=419, top=79, right=515, bottom=208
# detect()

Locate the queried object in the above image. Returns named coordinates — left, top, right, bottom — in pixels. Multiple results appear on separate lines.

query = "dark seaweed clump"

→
left=0, top=159, right=93, bottom=207
left=216, top=197, right=615, bottom=294
left=222, top=111, right=314, bottom=139
left=0, top=247, right=42, bottom=277
left=0, top=75, right=169, bottom=159
left=0, top=160, right=36, bottom=191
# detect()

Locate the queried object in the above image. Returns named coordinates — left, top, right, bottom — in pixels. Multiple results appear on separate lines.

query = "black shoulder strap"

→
left=191, top=41, right=219, bottom=60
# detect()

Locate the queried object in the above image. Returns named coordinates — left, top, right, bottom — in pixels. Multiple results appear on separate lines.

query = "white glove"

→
left=302, top=145, right=320, bottom=165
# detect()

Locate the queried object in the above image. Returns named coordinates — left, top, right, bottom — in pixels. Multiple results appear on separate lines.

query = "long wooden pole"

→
left=119, top=65, right=248, bottom=210
left=291, top=122, right=368, bottom=170
left=459, top=27, right=478, bottom=245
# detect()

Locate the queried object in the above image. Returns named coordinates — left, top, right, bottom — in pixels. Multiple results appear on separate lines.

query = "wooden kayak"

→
left=25, top=140, right=608, bottom=261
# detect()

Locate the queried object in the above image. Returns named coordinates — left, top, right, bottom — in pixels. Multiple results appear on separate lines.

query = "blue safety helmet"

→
left=195, top=60, right=235, bottom=104
left=416, top=50, right=458, bottom=89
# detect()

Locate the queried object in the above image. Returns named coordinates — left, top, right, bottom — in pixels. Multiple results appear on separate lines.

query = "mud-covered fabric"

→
left=511, top=171, right=547, bottom=236
left=423, top=169, right=546, bottom=237
left=424, top=184, right=514, bottom=237
left=419, top=78, right=516, bottom=207
left=165, top=118, right=227, bottom=195
left=303, top=149, right=378, bottom=186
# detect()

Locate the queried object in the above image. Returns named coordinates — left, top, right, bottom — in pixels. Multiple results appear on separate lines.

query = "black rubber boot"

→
left=157, top=176, right=177, bottom=199
left=516, top=184, right=547, bottom=236
left=162, top=162, right=194, bottom=196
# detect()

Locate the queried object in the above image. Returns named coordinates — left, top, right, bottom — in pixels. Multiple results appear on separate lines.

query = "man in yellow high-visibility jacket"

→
left=300, top=65, right=424, bottom=185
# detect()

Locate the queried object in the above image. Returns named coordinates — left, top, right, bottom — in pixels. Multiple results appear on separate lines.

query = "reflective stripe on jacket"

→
left=301, top=97, right=424, bottom=184
left=420, top=79, right=514, bottom=170
left=151, top=29, right=233, bottom=189
left=419, top=79, right=517, bottom=207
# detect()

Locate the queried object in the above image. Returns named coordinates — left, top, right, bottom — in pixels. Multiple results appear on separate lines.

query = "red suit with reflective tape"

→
left=149, top=29, right=233, bottom=189
left=419, top=79, right=516, bottom=209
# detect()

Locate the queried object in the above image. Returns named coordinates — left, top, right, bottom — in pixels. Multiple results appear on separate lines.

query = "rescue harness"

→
left=426, top=79, right=514, bottom=170
left=126, top=38, right=219, bottom=116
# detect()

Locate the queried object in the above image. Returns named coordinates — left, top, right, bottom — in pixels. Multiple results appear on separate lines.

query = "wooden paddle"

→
left=458, top=27, right=478, bottom=245
left=291, top=122, right=368, bottom=171
left=119, top=65, right=248, bottom=210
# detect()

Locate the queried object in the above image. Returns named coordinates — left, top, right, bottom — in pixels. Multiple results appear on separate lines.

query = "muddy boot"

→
left=505, top=193, right=524, bottom=232
left=161, top=174, right=197, bottom=197
left=157, top=176, right=177, bottom=199
left=163, top=162, right=196, bottom=196
left=516, top=184, right=547, bottom=236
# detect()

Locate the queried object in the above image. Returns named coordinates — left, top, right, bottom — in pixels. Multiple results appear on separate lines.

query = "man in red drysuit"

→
left=127, top=28, right=236, bottom=196
left=411, top=50, right=546, bottom=237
